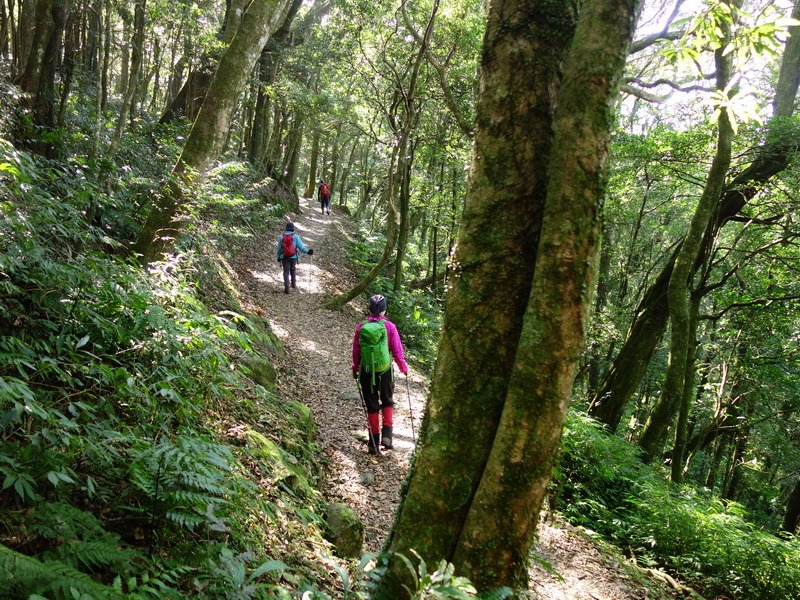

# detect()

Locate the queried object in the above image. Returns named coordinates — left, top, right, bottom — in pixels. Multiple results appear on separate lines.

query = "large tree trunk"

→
left=588, top=0, right=800, bottom=432
left=133, top=0, right=295, bottom=264
left=381, top=0, right=639, bottom=593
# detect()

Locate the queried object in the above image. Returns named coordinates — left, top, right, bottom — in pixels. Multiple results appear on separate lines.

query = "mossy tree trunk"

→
left=338, top=140, right=357, bottom=207
left=381, top=0, right=640, bottom=594
left=304, top=130, right=321, bottom=198
left=392, top=137, right=414, bottom=291
left=670, top=292, right=701, bottom=483
left=133, top=0, right=295, bottom=265
left=638, top=5, right=735, bottom=464
left=13, top=0, right=70, bottom=158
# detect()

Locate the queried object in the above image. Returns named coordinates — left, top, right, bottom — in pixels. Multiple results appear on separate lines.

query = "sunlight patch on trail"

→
left=297, top=338, right=331, bottom=358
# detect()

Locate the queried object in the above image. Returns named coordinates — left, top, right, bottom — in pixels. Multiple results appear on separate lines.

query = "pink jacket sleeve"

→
left=352, top=322, right=364, bottom=373
left=384, top=319, right=409, bottom=374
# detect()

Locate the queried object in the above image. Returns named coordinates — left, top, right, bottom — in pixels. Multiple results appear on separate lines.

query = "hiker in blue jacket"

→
left=276, top=222, right=313, bottom=293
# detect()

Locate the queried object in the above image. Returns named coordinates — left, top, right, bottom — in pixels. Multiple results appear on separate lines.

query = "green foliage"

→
left=555, top=413, right=800, bottom=599
left=376, top=287, right=441, bottom=373
left=358, top=551, right=513, bottom=600
left=128, top=435, right=237, bottom=533
left=0, top=139, right=335, bottom=597
left=658, top=1, right=798, bottom=132
left=0, top=543, right=123, bottom=599
left=192, top=546, right=291, bottom=598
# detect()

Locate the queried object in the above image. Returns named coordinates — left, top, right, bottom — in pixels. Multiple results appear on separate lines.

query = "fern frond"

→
left=165, top=510, right=206, bottom=530
left=29, top=501, right=108, bottom=541
left=121, top=563, right=194, bottom=599
left=45, top=539, right=136, bottom=572
left=0, top=543, right=121, bottom=599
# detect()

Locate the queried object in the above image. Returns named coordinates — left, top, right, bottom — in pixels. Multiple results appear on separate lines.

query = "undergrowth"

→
left=0, top=139, right=338, bottom=598
left=555, top=412, right=800, bottom=599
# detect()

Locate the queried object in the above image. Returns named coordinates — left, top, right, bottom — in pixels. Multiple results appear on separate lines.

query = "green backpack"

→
left=359, top=320, right=392, bottom=380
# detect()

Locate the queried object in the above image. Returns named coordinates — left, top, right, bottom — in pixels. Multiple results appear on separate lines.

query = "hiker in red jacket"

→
left=352, top=294, right=408, bottom=454
left=276, top=222, right=312, bottom=293
left=318, top=179, right=331, bottom=215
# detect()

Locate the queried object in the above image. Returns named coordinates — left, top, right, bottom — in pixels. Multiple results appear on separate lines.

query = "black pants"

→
left=281, top=257, right=297, bottom=289
left=359, top=368, right=394, bottom=413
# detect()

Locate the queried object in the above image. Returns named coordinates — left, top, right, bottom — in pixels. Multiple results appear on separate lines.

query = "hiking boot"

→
left=368, top=432, right=380, bottom=455
left=381, top=426, right=393, bottom=449
left=284, top=287, right=289, bottom=294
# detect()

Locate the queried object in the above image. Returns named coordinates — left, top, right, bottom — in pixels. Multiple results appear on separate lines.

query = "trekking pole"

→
left=405, top=375, right=416, bottom=443
left=308, top=251, right=313, bottom=292
left=355, top=376, right=381, bottom=456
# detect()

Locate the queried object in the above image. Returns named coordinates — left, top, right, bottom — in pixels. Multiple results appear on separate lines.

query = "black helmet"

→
left=368, top=294, right=387, bottom=315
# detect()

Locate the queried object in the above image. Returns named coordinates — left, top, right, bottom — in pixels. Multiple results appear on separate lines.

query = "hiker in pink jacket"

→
left=352, top=294, right=408, bottom=454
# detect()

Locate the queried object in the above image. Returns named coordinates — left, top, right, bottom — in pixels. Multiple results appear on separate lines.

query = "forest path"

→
left=233, top=197, right=423, bottom=552
left=232, top=196, right=670, bottom=600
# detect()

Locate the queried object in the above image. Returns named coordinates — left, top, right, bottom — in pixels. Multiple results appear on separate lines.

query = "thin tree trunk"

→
left=392, top=138, right=415, bottom=291
left=100, top=0, right=109, bottom=112
left=133, top=0, right=296, bottom=264
left=338, top=140, right=357, bottom=206
left=705, top=433, right=727, bottom=490
left=106, top=0, right=145, bottom=161
left=304, top=131, right=320, bottom=198
left=780, top=477, right=800, bottom=533
left=639, top=9, right=735, bottom=463
left=324, top=0, right=436, bottom=307
left=90, top=0, right=104, bottom=162
left=248, top=0, right=302, bottom=169
left=671, top=292, right=701, bottom=483
left=588, top=0, right=800, bottom=433
left=323, top=141, right=403, bottom=310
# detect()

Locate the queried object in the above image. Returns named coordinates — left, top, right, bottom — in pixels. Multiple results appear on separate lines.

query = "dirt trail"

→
left=232, top=196, right=669, bottom=599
